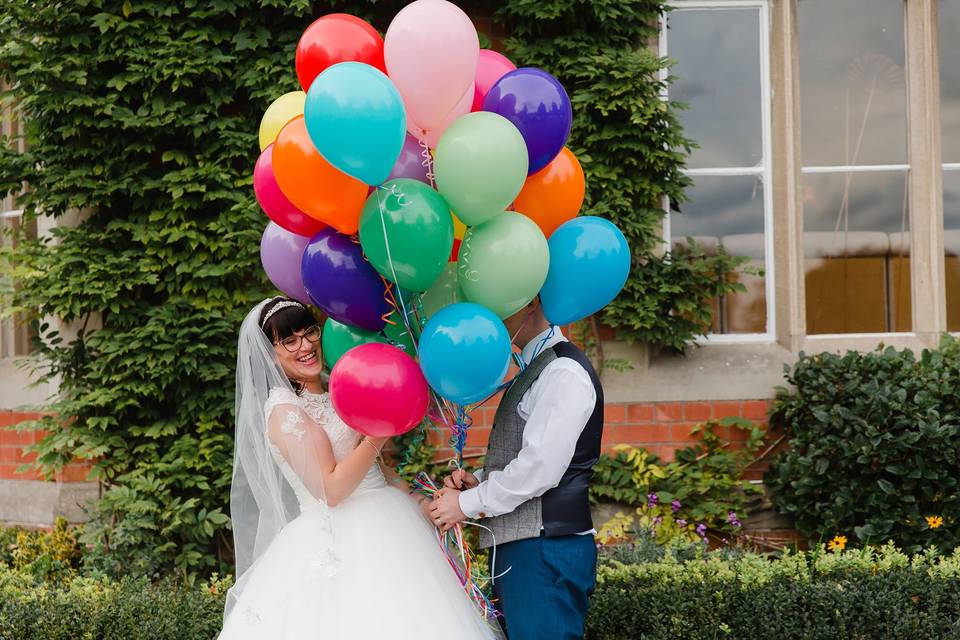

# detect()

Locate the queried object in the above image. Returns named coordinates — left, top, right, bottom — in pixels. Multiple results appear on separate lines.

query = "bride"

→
left=219, top=297, right=502, bottom=639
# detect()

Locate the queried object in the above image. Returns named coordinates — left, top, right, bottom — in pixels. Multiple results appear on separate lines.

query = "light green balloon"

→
left=457, top=213, right=550, bottom=318
left=434, top=112, right=528, bottom=227
left=421, top=263, right=465, bottom=318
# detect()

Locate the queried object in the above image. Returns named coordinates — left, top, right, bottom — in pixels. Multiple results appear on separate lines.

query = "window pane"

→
left=0, top=215, right=33, bottom=358
left=672, top=176, right=766, bottom=334
left=667, top=8, right=762, bottom=169
left=944, top=171, right=960, bottom=332
left=799, top=0, right=907, bottom=166
left=940, top=2, right=960, bottom=164
left=802, top=171, right=910, bottom=333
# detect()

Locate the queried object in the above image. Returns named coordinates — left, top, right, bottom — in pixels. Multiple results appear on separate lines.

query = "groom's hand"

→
left=444, top=469, right=479, bottom=490
left=429, top=488, right=466, bottom=532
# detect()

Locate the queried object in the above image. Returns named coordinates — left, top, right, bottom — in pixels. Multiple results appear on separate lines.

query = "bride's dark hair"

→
left=258, top=297, right=320, bottom=394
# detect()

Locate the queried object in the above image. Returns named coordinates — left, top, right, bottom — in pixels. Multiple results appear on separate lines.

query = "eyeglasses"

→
left=276, top=325, right=321, bottom=353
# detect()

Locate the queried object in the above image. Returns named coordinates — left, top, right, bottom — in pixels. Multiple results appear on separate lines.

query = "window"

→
left=940, top=0, right=960, bottom=332
left=663, top=1, right=773, bottom=338
left=0, top=80, right=32, bottom=358
left=798, top=0, right=910, bottom=334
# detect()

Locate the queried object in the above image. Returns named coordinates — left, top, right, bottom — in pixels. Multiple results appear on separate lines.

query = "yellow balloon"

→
left=258, top=91, right=306, bottom=151
left=452, top=212, right=467, bottom=240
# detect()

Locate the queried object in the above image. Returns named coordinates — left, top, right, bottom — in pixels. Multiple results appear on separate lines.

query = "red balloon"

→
left=296, top=14, right=387, bottom=91
left=329, top=343, right=429, bottom=437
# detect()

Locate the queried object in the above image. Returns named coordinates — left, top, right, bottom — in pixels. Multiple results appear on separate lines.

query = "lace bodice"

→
left=264, top=388, right=385, bottom=510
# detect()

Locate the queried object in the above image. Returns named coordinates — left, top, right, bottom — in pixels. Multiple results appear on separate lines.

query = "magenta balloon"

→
left=253, top=144, right=327, bottom=237
left=260, top=222, right=312, bottom=304
left=330, top=343, right=429, bottom=437
left=387, top=133, right=432, bottom=184
left=471, top=49, right=516, bottom=112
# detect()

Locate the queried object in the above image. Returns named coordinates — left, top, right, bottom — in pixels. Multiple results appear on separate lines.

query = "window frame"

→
left=662, top=0, right=776, bottom=344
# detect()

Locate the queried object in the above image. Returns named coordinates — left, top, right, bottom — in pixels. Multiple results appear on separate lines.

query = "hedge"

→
left=4, top=543, right=960, bottom=639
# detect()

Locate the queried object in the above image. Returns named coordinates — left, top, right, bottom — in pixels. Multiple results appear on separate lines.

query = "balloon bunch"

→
left=253, top=0, right=631, bottom=608
left=257, top=0, right=629, bottom=430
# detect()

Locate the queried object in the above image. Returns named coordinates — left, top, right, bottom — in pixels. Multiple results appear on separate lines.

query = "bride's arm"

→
left=266, top=404, right=387, bottom=507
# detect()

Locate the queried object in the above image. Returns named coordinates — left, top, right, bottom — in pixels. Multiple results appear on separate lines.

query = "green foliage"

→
left=591, top=419, right=765, bottom=537
left=0, top=519, right=83, bottom=584
left=587, top=544, right=960, bottom=639
left=0, top=0, right=746, bottom=581
left=0, top=564, right=229, bottom=640
left=497, top=4, right=749, bottom=348
left=767, top=336, right=960, bottom=553
left=0, top=0, right=316, bottom=579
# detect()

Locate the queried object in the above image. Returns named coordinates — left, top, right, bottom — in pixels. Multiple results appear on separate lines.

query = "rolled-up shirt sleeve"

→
left=459, top=362, right=595, bottom=519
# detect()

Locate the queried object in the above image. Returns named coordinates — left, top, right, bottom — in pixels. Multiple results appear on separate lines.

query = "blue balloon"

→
left=418, top=303, right=512, bottom=406
left=539, top=217, right=631, bottom=325
left=304, top=61, right=406, bottom=186
left=482, top=67, right=572, bottom=175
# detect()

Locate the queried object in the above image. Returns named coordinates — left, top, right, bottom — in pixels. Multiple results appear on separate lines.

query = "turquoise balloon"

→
left=539, top=216, right=631, bottom=325
left=418, top=303, right=512, bottom=406
left=304, top=62, right=406, bottom=186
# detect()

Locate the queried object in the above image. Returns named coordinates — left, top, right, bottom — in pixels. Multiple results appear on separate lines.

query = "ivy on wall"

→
left=0, top=0, right=743, bottom=578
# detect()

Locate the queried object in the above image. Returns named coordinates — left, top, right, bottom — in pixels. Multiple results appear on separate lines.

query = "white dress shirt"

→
left=458, top=326, right=597, bottom=524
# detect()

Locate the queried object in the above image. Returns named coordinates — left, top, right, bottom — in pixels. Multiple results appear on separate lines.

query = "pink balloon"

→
left=472, top=50, right=516, bottom=112
left=260, top=222, right=313, bottom=305
left=329, top=343, right=429, bottom=437
left=385, top=0, right=479, bottom=140
left=254, top=145, right=326, bottom=237
left=418, top=87, right=472, bottom=148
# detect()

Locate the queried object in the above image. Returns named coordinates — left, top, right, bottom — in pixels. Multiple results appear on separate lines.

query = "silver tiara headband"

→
left=261, top=300, right=306, bottom=328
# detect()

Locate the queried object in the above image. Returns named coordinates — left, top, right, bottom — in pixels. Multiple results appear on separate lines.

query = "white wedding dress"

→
left=219, top=388, right=502, bottom=640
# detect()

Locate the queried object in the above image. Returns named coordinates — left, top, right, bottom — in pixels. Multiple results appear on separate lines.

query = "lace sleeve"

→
left=263, top=388, right=301, bottom=427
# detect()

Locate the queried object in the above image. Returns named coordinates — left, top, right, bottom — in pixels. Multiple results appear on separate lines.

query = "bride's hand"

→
left=362, top=436, right=389, bottom=454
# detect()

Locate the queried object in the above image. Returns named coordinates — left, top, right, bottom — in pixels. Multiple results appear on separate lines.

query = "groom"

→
left=429, top=296, right=603, bottom=640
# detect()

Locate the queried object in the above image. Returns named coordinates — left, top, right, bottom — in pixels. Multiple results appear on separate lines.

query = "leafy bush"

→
left=587, top=544, right=960, bottom=640
left=767, top=336, right=960, bottom=552
left=0, top=565, right=228, bottom=640
left=592, top=419, right=765, bottom=538
left=0, top=518, right=83, bottom=584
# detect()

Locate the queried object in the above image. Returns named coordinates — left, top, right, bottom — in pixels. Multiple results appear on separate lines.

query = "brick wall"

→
left=3, top=400, right=776, bottom=484
left=0, top=411, right=93, bottom=483
left=423, top=398, right=777, bottom=477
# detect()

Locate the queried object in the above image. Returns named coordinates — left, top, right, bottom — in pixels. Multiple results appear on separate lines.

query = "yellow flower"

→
left=827, top=535, right=847, bottom=552
left=926, top=516, right=944, bottom=529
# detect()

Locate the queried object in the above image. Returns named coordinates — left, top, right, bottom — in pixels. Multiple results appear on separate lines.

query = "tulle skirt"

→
left=219, top=483, right=502, bottom=640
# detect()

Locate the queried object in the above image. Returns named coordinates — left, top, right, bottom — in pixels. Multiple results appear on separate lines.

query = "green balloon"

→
left=359, top=179, right=454, bottom=292
left=382, top=309, right=418, bottom=358
left=321, top=317, right=387, bottom=369
left=434, top=112, right=528, bottom=227
left=421, top=263, right=465, bottom=318
left=458, top=213, right=550, bottom=319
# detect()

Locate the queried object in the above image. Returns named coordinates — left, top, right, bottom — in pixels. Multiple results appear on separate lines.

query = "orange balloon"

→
left=272, top=116, right=368, bottom=234
left=512, top=147, right=585, bottom=238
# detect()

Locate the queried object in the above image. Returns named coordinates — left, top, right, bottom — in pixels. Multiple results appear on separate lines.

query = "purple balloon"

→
left=260, top=222, right=312, bottom=305
left=387, top=133, right=432, bottom=184
left=301, top=227, right=391, bottom=332
left=482, top=67, right=572, bottom=175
